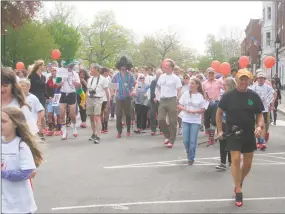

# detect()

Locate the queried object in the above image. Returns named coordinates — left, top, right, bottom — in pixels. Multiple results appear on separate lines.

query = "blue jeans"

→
left=182, top=122, right=200, bottom=161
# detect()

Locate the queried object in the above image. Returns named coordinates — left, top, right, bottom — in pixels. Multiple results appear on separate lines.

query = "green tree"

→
left=1, top=22, right=56, bottom=68
left=45, top=20, right=81, bottom=60
left=228, top=56, right=239, bottom=70
left=205, top=34, right=225, bottom=61
left=196, top=55, right=213, bottom=72
left=78, top=11, right=133, bottom=68
left=132, top=36, right=160, bottom=67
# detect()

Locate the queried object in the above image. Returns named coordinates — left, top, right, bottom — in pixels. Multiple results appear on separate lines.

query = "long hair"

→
left=2, top=106, right=44, bottom=167
left=29, top=60, right=44, bottom=77
left=189, top=77, right=203, bottom=98
left=1, top=67, right=29, bottom=109
left=224, top=77, right=237, bottom=92
left=79, top=68, right=90, bottom=81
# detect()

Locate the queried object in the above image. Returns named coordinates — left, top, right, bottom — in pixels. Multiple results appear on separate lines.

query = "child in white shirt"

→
left=2, top=106, right=44, bottom=213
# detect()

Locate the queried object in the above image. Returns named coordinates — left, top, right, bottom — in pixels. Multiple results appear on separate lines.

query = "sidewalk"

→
left=277, top=90, right=285, bottom=115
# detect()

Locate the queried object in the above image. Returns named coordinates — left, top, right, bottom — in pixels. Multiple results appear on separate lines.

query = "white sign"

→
left=56, top=68, right=69, bottom=78
left=109, top=83, right=119, bottom=89
left=52, top=94, right=61, bottom=106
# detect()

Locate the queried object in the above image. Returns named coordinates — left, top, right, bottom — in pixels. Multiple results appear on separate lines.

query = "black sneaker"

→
left=89, top=134, right=96, bottom=141
left=93, top=136, right=100, bottom=144
left=215, top=163, right=226, bottom=171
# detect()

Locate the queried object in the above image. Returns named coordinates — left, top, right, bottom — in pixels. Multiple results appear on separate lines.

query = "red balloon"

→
left=239, top=56, right=249, bottom=69
left=264, top=56, right=276, bottom=69
left=161, top=58, right=171, bottom=69
left=16, top=62, right=25, bottom=70
left=211, top=60, right=220, bottom=72
left=51, top=49, right=61, bottom=60
left=220, top=62, right=231, bottom=76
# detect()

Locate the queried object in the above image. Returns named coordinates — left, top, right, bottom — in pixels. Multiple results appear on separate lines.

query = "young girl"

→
left=2, top=106, right=44, bottom=213
left=178, top=78, right=209, bottom=165
left=215, top=77, right=236, bottom=171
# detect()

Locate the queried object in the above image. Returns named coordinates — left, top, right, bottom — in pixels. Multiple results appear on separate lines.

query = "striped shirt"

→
left=112, top=71, right=136, bottom=100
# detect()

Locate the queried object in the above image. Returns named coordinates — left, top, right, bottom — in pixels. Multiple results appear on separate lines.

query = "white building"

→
left=260, top=1, right=277, bottom=78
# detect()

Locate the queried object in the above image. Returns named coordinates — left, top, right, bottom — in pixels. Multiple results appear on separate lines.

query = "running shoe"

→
left=167, top=143, right=173, bottom=148
left=260, top=144, right=267, bottom=151
left=215, top=163, right=226, bottom=171
left=126, top=132, right=131, bottom=137
left=117, top=133, right=122, bottom=138
left=151, top=132, right=156, bottom=136
left=89, top=134, right=96, bottom=141
left=188, top=160, right=194, bottom=165
left=164, top=139, right=169, bottom=145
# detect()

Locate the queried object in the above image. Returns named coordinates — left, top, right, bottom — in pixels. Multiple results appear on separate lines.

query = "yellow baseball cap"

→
left=236, top=69, right=253, bottom=79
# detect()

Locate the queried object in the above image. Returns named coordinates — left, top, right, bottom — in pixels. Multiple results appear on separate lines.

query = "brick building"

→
left=241, top=19, right=261, bottom=72
left=275, top=1, right=285, bottom=86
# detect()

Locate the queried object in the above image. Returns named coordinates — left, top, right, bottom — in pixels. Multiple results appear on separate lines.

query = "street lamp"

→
left=258, top=46, right=262, bottom=69
left=3, top=29, right=7, bottom=66
left=274, top=34, right=281, bottom=78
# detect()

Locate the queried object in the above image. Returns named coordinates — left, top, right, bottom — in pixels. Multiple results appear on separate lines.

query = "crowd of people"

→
left=1, top=55, right=283, bottom=212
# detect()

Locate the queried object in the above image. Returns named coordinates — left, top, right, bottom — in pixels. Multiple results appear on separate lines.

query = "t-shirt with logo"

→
left=60, top=71, right=80, bottom=93
left=157, top=73, right=182, bottom=98
left=1, top=136, right=37, bottom=213
left=218, top=89, right=264, bottom=136
left=249, top=84, right=275, bottom=112
left=178, top=91, right=209, bottom=124
left=26, top=93, right=44, bottom=122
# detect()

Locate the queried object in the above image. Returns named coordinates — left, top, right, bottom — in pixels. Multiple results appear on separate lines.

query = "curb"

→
left=278, top=108, right=285, bottom=116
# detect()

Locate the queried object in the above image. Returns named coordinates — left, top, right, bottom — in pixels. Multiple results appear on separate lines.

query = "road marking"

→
left=260, top=155, right=285, bottom=160
left=104, top=152, right=285, bottom=169
left=52, top=196, right=285, bottom=211
left=104, top=162, right=285, bottom=169
left=254, top=158, right=285, bottom=164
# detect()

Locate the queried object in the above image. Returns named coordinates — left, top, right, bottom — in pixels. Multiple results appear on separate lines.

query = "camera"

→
left=89, top=89, right=96, bottom=98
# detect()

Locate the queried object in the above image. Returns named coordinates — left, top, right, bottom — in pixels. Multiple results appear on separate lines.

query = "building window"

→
left=266, top=32, right=271, bottom=47
left=267, top=7, right=271, bottom=20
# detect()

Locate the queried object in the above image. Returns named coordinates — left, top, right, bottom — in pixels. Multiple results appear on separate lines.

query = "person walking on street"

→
left=149, top=69, right=163, bottom=136
left=86, top=64, right=109, bottom=144
left=216, top=69, right=264, bottom=207
left=111, top=56, right=137, bottom=138
left=157, top=59, right=182, bottom=148
left=215, top=77, right=236, bottom=171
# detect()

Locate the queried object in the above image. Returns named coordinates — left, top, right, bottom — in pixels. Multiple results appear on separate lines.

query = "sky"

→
left=42, top=1, right=262, bottom=54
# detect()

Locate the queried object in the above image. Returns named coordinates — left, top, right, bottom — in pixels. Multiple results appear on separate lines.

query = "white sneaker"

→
left=73, top=126, right=78, bottom=137
left=164, top=139, right=169, bottom=145
left=61, top=126, right=67, bottom=140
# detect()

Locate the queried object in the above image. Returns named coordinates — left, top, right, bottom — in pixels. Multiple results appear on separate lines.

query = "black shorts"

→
left=60, top=92, right=76, bottom=105
left=101, top=101, right=107, bottom=111
left=226, top=133, right=256, bottom=154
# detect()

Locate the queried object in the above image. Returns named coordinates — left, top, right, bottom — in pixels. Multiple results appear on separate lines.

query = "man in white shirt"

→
left=86, top=64, right=110, bottom=144
left=18, top=79, right=44, bottom=132
left=157, top=59, right=182, bottom=148
left=249, top=72, right=276, bottom=150
left=57, top=60, right=81, bottom=140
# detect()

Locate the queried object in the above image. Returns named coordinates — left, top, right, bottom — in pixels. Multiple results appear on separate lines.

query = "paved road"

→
left=34, top=113, right=285, bottom=213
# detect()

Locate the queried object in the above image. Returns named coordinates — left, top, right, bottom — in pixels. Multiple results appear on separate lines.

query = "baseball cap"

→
left=256, top=68, right=263, bottom=74
left=207, top=67, right=215, bottom=73
left=236, top=69, right=253, bottom=79
left=256, top=72, right=267, bottom=78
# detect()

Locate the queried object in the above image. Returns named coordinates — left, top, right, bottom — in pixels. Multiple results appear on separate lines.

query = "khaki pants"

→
left=116, top=97, right=132, bottom=133
left=158, top=97, right=177, bottom=144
